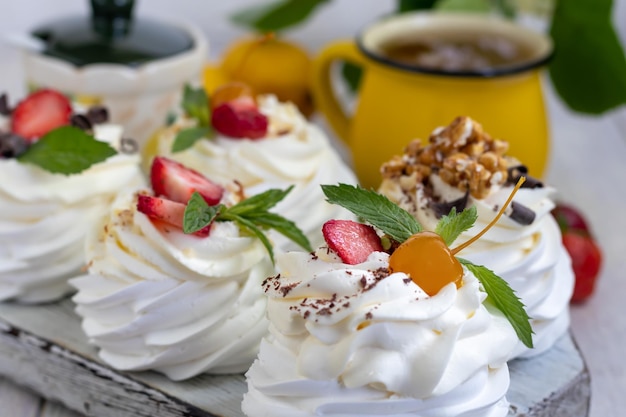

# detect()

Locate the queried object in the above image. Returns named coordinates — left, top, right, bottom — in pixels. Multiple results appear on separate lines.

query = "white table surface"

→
left=1, top=1, right=625, bottom=416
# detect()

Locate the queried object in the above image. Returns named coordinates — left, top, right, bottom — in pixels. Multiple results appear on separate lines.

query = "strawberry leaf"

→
left=322, top=183, right=421, bottom=243
left=459, top=258, right=534, bottom=348
left=172, top=126, right=213, bottom=153
left=183, top=192, right=224, bottom=234
left=17, top=126, right=117, bottom=175
left=435, top=206, right=478, bottom=246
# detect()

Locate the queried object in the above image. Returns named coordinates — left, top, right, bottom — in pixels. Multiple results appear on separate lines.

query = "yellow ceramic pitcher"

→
left=312, top=13, right=553, bottom=189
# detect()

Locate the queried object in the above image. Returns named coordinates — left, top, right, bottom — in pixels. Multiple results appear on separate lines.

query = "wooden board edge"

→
left=0, top=319, right=222, bottom=417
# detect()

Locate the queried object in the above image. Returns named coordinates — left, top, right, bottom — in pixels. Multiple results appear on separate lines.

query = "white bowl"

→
left=20, top=19, right=207, bottom=146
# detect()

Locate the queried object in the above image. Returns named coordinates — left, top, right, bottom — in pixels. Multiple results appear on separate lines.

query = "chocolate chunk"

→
left=0, top=132, right=29, bottom=158
left=509, top=201, right=536, bottom=225
left=0, top=94, right=11, bottom=116
left=430, top=190, right=470, bottom=218
left=120, top=137, right=138, bottom=154
left=71, top=114, right=93, bottom=131
left=508, top=165, right=528, bottom=176
left=507, top=165, right=543, bottom=188
left=86, top=106, right=109, bottom=124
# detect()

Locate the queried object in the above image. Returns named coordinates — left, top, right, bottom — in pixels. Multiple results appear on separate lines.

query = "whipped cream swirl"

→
left=242, top=249, right=517, bottom=417
left=70, top=189, right=274, bottom=380
left=155, top=95, right=357, bottom=250
left=0, top=124, right=143, bottom=303
left=380, top=175, right=574, bottom=358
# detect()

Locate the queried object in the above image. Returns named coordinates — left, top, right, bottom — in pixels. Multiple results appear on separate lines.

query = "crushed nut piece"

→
left=380, top=116, right=514, bottom=199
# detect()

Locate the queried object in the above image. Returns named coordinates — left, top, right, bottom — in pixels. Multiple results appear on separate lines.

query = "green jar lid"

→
left=31, top=0, right=195, bottom=67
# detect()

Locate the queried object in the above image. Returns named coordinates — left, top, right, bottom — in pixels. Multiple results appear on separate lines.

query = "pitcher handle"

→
left=311, top=40, right=368, bottom=145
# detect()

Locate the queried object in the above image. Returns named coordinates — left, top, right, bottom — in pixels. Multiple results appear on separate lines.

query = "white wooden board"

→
left=0, top=299, right=590, bottom=417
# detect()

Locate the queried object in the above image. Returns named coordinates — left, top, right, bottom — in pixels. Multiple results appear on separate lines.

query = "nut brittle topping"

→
left=381, top=116, right=513, bottom=199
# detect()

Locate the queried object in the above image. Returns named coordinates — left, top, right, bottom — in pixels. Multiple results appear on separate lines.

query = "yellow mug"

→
left=312, top=12, right=553, bottom=189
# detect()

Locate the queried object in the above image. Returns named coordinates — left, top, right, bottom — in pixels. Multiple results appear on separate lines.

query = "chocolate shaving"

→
left=429, top=190, right=470, bottom=218
left=509, top=201, right=536, bottom=225
left=87, top=106, right=109, bottom=124
left=507, top=165, right=543, bottom=189
left=71, top=114, right=93, bottom=131
left=0, top=94, right=11, bottom=116
left=120, top=138, right=138, bottom=154
left=0, top=132, right=29, bottom=158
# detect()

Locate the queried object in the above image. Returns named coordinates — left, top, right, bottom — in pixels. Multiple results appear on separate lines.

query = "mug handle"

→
left=311, top=40, right=368, bottom=145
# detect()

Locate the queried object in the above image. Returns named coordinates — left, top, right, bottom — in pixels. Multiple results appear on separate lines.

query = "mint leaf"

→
left=549, top=0, right=626, bottom=114
left=227, top=186, right=293, bottom=216
left=17, top=126, right=117, bottom=175
left=225, top=213, right=276, bottom=263
left=459, top=258, right=534, bottom=348
left=181, top=84, right=210, bottom=126
left=183, top=192, right=224, bottom=234
left=322, top=183, right=421, bottom=243
left=231, top=0, right=329, bottom=33
left=183, top=186, right=310, bottom=261
left=244, top=212, right=312, bottom=252
left=172, top=127, right=213, bottom=153
left=435, top=206, right=478, bottom=246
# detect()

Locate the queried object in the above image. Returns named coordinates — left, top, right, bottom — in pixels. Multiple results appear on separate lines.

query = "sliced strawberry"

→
left=137, top=194, right=211, bottom=237
left=151, top=157, right=223, bottom=205
left=211, top=97, right=268, bottom=139
left=322, top=220, right=383, bottom=265
left=11, top=89, right=72, bottom=141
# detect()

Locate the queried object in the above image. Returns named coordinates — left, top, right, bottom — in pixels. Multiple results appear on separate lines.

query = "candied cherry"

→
left=389, top=231, right=463, bottom=296
left=389, top=177, right=526, bottom=296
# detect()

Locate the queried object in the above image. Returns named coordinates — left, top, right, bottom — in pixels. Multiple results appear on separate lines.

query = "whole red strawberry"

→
left=562, top=233, right=602, bottom=303
left=552, top=203, right=602, bottom=303
left=552, top=204, right=590, bottom=235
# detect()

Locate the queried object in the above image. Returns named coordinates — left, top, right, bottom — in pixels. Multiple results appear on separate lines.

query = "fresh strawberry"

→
left=562, top=232, right=602, bottom=303
left=552, top=203, right=590, bottom=236
left=11, top=89, right=72, bottom=141
left=322, top=220, right=383, bottom=265
left=137, top=194, right=211, bottom=237
left=211, top=97, right=268, bottom=139
left=151, top=157, right=223, bottom=205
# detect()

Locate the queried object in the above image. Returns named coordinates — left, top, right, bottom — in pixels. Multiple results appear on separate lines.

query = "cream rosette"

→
left=154, top=95, right=357, bottom=250
left=379, top=117, right=574, bottom=358
left=0, top=124, right=143, bottom=303
left=242, top=249, right=517, bottom=417
left=70, top=187, right=275, bottom=380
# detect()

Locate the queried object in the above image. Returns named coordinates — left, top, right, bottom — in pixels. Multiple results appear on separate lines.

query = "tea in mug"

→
left=379, top=34, right=535, bottom=73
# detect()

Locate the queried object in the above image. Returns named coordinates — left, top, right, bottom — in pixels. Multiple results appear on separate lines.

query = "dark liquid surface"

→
left=379, top=34, right=535, bottom=73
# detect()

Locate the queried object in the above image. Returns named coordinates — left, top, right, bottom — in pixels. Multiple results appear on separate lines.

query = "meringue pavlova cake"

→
left=0, top=89, right=142, bottom=303
left=243, top=183, right=531, bottom=417
left=379, top=116, right=574, bottom=358
left=71, top=156, right=311, bottom=380
left=148, top=83, right=357, bottom=249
